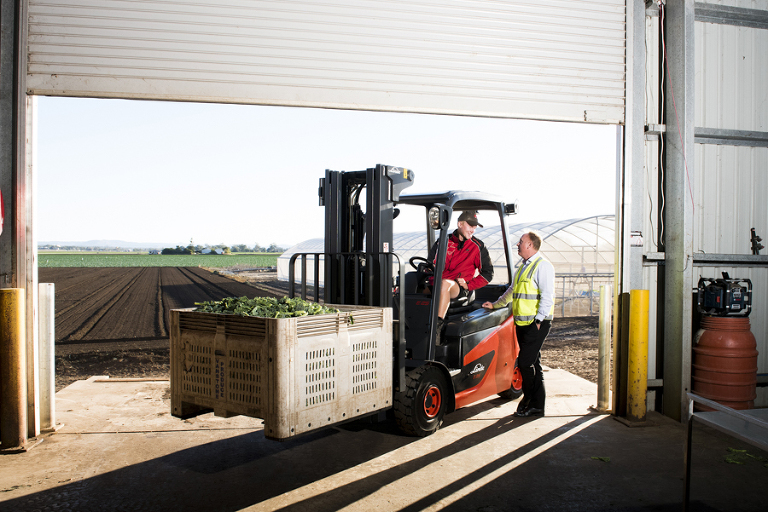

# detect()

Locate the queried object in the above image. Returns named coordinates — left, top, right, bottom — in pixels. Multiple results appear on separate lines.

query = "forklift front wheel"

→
left=498, top=358, right=524, bottom=400
left=394, top=366, right=449, bottom=437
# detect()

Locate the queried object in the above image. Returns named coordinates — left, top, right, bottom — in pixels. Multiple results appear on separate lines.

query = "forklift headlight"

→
left=428, top=207, right=441, bottom=229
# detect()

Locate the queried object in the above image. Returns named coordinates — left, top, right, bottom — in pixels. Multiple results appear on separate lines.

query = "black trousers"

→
left=515, top=320, right=551, bottom=410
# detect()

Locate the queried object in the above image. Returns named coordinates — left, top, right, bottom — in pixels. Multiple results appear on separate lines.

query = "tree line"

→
left=160, top=243, right=285, bottom=255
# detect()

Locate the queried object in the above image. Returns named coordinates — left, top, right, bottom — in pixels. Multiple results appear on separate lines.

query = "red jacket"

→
left=430, top=230, right=493, bottom=291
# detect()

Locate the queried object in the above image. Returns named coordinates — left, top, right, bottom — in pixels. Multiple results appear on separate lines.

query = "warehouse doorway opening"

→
left=35, top=96, right=617, bottom=390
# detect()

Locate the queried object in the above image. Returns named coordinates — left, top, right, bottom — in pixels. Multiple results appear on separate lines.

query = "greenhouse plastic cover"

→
left=278, top=215, right=614, bottom=285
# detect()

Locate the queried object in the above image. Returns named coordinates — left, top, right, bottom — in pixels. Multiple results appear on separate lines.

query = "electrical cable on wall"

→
left=659, top=1, right=666, bottom=247
left=645, top=10, right=658, bottom=250
left=660, top=2, right=696, bottom=217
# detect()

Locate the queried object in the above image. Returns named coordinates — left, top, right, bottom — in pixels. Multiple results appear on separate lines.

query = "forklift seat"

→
left=446, top=303, right=513, bottom=338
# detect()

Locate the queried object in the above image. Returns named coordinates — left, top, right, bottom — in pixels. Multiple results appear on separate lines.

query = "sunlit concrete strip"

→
left=250, top=411, right=572, bottom=511
left=247, top=434, right=474, bottom=508
left=335, top=414, right=606, bottom=512
left=418, top=414, right=607, bottom=511
left=249, top=369, right=600, bottom=511
left=246, top=404, right=519, bottom=510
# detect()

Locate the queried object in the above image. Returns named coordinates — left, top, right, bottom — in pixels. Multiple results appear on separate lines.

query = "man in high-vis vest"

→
left=482, top=231, right=554, bottom=417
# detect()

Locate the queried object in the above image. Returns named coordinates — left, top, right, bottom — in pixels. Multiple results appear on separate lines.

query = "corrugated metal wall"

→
left=26, top=0, right=626, bottom=123
left=694, top=4, right=768, bottom=405
left=642, top=2, right=768, bottom=406
left=696, top=17, right=768, bottom=131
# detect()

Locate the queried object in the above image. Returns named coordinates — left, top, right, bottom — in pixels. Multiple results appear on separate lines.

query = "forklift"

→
left=289, top=164, right=523, bottom=436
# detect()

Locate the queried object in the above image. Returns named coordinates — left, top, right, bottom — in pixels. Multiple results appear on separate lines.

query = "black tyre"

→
left=498, top=358, right=524, bottom=400
left=394, top=366, right=449, bottom=437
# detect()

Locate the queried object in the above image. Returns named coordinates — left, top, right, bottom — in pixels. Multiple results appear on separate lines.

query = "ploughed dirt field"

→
left=41, top=267, right=600, bottom=391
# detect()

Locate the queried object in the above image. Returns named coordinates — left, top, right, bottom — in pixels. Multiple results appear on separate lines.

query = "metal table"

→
left=684, top=393, right=768, bottom=511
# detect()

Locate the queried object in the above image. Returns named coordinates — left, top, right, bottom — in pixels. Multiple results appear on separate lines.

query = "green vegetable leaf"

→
left=194, top=296, right=339, bottom=318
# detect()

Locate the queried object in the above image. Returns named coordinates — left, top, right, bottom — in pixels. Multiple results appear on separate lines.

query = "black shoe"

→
left=515, top=399, right=531, bottom=414
left=513, top=407, right=544, bottom=418
left=435, top=317, right=445, bottom=346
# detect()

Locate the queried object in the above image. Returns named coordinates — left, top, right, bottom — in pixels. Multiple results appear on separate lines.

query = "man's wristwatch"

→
left=535, top=319, right=542, bottom=326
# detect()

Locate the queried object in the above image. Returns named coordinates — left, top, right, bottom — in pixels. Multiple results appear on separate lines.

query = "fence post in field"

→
left=597, top=284, right=612, bottom=412
left=39, top=283, right=56, bottom=432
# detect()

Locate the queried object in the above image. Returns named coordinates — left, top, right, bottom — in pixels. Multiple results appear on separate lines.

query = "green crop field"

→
left=38, top=253, right=279, bottom=268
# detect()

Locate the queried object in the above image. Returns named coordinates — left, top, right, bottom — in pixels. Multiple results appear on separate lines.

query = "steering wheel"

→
left=409, top=256, right=434, bottom=293
left=409, top=256, right=434, bottom=272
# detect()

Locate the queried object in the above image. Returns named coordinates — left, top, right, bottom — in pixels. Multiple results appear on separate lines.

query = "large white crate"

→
left=170, top=305, right=392, bottom=440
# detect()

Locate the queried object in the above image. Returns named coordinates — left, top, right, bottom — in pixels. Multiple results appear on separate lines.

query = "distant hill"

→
left=39, top=240, right=174, bottom=250
left=39, top=240, right=295, bottom=251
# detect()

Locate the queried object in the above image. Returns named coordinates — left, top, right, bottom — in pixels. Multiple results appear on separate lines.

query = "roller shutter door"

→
left=27, top=0, right=626, bottom=124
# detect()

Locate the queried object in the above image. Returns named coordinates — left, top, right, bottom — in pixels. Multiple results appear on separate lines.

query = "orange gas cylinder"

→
left=692, top=316, right=758, bottom=410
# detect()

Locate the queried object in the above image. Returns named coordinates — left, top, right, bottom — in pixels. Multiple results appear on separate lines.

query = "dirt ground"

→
left=41, top=266, right=282, bottom=391
left=46, top=268, right=601, bottom=391
left=39, top=266, right=280, bottom=342
left=544, top=315, right=600, bottom=382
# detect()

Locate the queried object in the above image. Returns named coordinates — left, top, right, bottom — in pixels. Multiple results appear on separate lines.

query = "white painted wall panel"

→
left=709, top=0, right=768, bottom=11
left=26, top=0, right=626, bottom=123
left=695, top=14, right=768, bottom=131
left=693, top=144, right=768, bottom=255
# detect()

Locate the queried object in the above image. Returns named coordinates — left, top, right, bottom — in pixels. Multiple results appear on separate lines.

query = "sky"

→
left=36, top=96, right=618, bottom=249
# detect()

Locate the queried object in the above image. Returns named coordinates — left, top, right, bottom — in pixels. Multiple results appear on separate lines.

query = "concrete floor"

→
left=1, top=369, right=766, bottom=512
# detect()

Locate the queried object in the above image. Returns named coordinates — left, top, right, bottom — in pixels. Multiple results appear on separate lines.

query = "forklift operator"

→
left=428, top=210, right=494, bottom=340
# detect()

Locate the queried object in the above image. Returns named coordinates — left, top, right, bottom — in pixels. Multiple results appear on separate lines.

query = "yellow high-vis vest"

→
left=512, top=257, right=554, bottom=326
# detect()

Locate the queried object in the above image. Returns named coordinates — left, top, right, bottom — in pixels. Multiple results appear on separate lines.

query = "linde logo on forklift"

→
left=292, top=164, right=524, bottom=437
left=454, top=352, right=496, bottom=392
left=470, top=363, right=486, bottom=375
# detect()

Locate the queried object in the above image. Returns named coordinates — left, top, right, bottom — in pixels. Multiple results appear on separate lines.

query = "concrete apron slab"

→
left=1, top=371, right=766, bottom=512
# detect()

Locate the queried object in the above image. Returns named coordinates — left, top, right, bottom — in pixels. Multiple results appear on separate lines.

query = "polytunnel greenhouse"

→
left=278, top=215, right=615, bottom=317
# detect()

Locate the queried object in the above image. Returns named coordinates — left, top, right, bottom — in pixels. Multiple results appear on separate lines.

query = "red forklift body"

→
left=289, top=165, right=523, bottom=436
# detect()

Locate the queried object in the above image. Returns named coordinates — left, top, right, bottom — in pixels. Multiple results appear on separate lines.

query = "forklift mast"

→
left=319, top=164, right=414, bottom=307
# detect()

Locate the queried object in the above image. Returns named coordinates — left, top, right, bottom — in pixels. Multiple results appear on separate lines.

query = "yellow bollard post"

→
left=0, top=288, right=28, bottom=451
left=627, top=289, right=649, bottom=423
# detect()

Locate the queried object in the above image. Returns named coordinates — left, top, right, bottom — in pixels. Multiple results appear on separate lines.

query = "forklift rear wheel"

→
left=498, top=358, right=524, bottom=400
left=394, top=366, right=449, bottom=437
